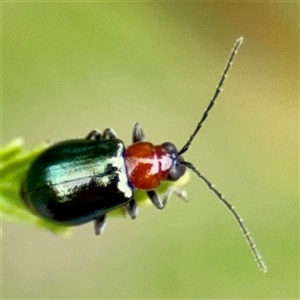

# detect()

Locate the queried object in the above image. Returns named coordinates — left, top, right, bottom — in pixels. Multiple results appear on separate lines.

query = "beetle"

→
left=21, top=37, right=266, bottom=272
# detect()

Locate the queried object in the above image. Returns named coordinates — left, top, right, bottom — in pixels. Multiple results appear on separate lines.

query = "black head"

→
left=161, top=142, right=186, bottom=181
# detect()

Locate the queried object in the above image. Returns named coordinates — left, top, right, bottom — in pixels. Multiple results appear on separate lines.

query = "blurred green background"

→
left=2, top=2, right=298, bottom=299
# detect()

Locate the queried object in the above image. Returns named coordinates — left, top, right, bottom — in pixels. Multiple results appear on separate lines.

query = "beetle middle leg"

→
left=126, top=199, right=138, bottom=219
left=86, top=128, right=118, bottom=140
left=147, top=188, right=188, bottom=210
left=102, top=128, right=118, bottom=139
left=94, top=215, right=106, bottom=235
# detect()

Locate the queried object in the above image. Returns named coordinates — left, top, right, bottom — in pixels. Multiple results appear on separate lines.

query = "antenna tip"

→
left=237, top=36, right=244, bottom=44
left=260, top=261, right=268, bottom=273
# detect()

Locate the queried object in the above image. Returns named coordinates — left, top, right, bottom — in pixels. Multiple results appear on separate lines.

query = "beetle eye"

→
left=162, top=142, right=178, bottom=155
left=168, top=163, right=186, bottom=181
left=161, top=142, right=186, bottom=181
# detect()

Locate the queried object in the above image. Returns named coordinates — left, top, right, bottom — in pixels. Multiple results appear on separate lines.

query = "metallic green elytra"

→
left=21, top=138, right=133, bottom=226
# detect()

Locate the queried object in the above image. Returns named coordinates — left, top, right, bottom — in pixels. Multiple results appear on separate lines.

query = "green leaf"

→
left=1, top=138, right=72, bottom=237
left=0, top=138, right=190, bottom=237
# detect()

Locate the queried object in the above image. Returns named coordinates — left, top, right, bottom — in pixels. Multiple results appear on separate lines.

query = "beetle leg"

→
left=126, top=199, right=138, bottom=219
left=86, top=130, right=102, bottom=140
left=132, top=123, right=145, bottom=143
left=94, top=215, right=106, bottom=235
left=147, top=190, right=164, bottom=209
left=161, top=187, right=188, bottom=207
left=147, top=188, right=188, bottom=210
left=102, top=128, right=118, bottom=139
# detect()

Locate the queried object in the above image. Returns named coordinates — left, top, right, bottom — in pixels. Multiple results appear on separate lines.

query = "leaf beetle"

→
left=21, top=37, right=267, bottom=272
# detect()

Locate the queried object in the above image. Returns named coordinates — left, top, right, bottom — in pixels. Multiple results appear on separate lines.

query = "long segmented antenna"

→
left=176, top=37, right=267, bottom=271
left=179, top=37, right=244, bottom=156
left=182, top=161, right=267, bottom=272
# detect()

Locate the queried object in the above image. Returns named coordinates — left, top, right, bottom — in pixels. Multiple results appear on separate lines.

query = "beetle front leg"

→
left=147, top=188, right=188, bottom=210
left=102, top=128, right=118, bottom=139
left=161, top=187, right=188, bottom=207
left=132, top=123, right=145, bottom=143
left=86, top=130, right=102, bottom=140
left=94, top=215, right=106, bottom=235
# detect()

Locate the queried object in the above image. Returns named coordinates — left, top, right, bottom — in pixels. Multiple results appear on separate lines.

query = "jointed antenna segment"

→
left=183, top=161, right=267, bottom=272
left=179, top=37, right=244, bottom=155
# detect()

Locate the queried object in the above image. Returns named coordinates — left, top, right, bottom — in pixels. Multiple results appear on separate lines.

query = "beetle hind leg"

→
left=94, top=215, right=106, bottom=235
left=147, top=188, right=188, bottom=210
left=86, top=130, right=102, bottom=140
left=86, top=128, right=118, bottom=141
